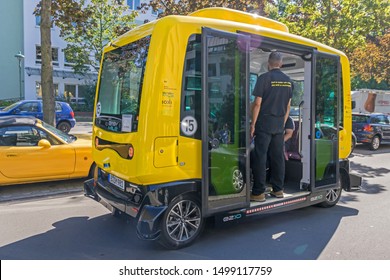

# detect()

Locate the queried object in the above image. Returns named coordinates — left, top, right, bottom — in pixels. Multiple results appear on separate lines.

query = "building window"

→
left=35, top=15, right=53, bottom=27
left=64, top=84, right=76, bottom=101
left=127, top=0, right=140, bottom=10
left=36, top=82, right=59, bottom=99
left=35, top=16, right=41, bottom=26
left=36, top=46, right=59, bottom=66
left=64, top=49, right=76, bottom=67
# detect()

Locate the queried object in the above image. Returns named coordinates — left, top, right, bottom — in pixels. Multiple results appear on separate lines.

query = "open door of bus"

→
left=201, top=28, right=251, bottom=217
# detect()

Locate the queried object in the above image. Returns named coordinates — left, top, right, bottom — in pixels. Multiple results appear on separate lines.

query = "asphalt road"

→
left=0, top=143, right=389, bottom=260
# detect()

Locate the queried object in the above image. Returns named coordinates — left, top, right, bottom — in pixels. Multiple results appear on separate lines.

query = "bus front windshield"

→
left=96, top=36, right=150, bottom=133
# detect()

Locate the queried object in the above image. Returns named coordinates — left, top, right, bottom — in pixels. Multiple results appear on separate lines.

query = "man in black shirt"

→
left=250, top=52, right=292, bottom=202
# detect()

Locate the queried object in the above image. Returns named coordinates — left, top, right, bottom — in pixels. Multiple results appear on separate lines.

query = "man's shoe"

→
left=250, top=193, right=266, bottom=202
left=270, top=190, right=284, bottom=198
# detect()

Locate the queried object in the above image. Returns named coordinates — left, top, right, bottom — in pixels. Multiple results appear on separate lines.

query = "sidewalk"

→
left=0, top=179, right=84, bottom=203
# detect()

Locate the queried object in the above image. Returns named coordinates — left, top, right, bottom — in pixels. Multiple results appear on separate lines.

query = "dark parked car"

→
left=352, top=113, right=390, bottom=150
left=0, top=100, right=76, bottom=133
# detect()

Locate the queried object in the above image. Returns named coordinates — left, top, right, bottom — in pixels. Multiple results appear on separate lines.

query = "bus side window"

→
left=180, top=34, right=202, bottom=140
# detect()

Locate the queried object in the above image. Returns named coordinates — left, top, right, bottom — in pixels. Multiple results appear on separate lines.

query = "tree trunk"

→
left=40, top=0, right=55, bottom=126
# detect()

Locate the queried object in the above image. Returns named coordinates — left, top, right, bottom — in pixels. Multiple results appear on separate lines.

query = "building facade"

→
left=0, top=0, right=157, bottom=103
left=0, top=0, right=24, bottom=101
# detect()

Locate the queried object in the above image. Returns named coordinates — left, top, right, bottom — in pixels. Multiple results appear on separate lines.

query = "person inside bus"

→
left=250, top=51, right=292, bottom=202
left=283, top=116, right=295, bottom=159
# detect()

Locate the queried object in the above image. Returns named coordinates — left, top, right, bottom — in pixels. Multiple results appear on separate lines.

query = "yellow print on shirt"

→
left=271, top=81, right=291, bottom=87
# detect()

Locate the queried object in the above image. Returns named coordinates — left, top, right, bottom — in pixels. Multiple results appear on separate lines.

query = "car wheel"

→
left=57, top=121, right=71, bottom=133
left=232, top=167, right=244, bottom=193
left=318, top=184, right=342, bottom=208
left=369, top=135, right=380, bottom=151
left=159, top=194, right=204, bottom=249
left=351, top=135, right=356, bottom=153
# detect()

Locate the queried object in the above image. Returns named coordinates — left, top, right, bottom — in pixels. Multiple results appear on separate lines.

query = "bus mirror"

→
left=352, top=101, right=356, bottom=109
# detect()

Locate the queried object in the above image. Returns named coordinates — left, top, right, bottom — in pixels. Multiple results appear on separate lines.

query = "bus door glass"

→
left=312, top=52, right=340, bottom=187
left=201, top=28, right=250, bottom=216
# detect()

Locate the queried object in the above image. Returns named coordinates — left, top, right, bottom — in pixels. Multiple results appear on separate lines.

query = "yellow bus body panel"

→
left=93, top=8, right=351, bottom=186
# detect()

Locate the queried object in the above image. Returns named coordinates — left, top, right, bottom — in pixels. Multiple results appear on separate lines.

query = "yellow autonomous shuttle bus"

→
left=84, top=8, right=361, bottom=249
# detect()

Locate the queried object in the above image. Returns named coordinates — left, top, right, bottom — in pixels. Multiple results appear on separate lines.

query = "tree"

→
left=272, top=0, right=389, bottom=89
left=40, top=0, right=56, bottom=126
left=52, top=0, right=138, bottom=74
left=350, top=33, right=390, bottom=89
left=141, top=0, right=270, bottom=18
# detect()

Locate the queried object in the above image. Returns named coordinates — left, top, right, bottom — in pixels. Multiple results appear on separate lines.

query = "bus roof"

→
left=108, top=7, right=346, bottom=59
left=189, top=7, right=289, bottom=33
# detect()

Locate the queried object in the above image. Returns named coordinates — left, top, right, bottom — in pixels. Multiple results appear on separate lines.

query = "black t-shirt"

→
left=253, top=69, right=293, bottom=134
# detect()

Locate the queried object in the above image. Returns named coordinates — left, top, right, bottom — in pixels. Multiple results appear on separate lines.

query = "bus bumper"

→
left=136, top=205, right=167, bottom=240
left=84, top=178, right=169, bottom=240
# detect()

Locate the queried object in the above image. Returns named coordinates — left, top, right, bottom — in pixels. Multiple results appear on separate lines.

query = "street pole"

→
left=15, top=51, right=25, bottom=100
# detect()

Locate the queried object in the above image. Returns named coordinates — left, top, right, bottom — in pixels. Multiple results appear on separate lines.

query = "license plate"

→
left=109, top=174, right=125, bottom=190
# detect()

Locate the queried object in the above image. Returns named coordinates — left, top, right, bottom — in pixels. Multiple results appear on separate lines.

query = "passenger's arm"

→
left=251, top=96, right=262, bottom=138
left=284, top=128, right=293, bottom=142
left=284, top=99, right=291, bottom=125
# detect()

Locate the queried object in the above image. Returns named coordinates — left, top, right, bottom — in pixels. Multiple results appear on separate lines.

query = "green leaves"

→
left=51, top=0, right=137, bottom=74
left=273, top=0, right=389, bottom=88
left=39, top=0, right=388, bottom=88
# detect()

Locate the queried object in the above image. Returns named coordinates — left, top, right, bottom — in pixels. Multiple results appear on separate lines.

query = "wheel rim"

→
left=326, top=188, right=341, bottom=203
left=372, top=137, right=380, bottom=149
left=166, top=200, right=201, bottom=242
left=232, top=169, right=244, bottom=192
left=58, top=123, right=69, bottom=133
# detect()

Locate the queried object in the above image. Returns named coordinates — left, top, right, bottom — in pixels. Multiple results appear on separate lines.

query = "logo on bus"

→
left=223, top=214, right=242, bottom=222
left=310, top=195, right=323, bottom=202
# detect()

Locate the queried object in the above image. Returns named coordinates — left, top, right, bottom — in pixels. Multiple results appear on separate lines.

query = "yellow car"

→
left=0, top=116, right=94, bottom=186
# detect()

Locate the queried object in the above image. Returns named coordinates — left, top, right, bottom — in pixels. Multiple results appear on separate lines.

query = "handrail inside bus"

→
left=298, top=100, right=304, bottom=158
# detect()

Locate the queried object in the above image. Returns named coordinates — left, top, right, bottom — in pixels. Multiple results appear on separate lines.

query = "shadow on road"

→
left=351, top=161, right=390, bottom=178
left=0, top=201, right=358, bottom=260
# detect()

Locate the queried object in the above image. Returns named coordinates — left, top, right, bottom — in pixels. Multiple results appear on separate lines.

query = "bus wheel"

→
left=232, top=167, right=244, bottom=192
left=159, top=194, right=204, bottom=249
left=318, top=185, right=342, bottom=208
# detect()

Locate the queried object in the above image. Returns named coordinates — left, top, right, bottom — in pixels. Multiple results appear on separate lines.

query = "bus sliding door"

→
left=312, top=52, right=340, bottom=189
left=201, top=28, right=250, bottom=216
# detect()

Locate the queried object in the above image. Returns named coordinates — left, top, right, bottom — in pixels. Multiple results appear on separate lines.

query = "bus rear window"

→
left=96, top=36, right=150, bottom=132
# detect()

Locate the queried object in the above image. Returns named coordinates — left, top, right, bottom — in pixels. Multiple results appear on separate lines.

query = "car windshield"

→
left=2, top=102, right=22, bottom=111
left=95, top=36, right=151, bottom=133
left=41, top=121, right=76, bottom=143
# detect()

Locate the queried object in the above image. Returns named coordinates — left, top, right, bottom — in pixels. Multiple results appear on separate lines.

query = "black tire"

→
left=369, top=135, right=380, bottom=150
left=159, top=193, right=204, bottom=249
left=57, top=121, right=71, bottom=133
left=351, top=135, right=356, bottom=153
left=317, top=185, right=342, bottom=208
